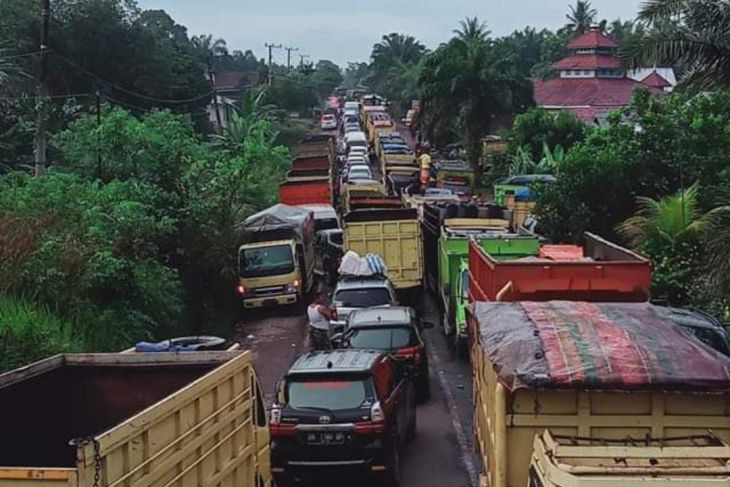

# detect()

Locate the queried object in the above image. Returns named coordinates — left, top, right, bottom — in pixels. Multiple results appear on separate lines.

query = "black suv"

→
left=335, top=306, right=432, bottom=399
left=270, top=349, right=417, bottom=486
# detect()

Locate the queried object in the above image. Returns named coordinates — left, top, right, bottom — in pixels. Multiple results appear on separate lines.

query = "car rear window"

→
left=334, top=288, right=391, bottom=307
left=347, top=327, right=416, bottom=350
left=287, top=379, right=372, bottom=411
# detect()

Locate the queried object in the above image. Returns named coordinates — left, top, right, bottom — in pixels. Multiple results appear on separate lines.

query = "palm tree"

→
left=419, top=17, right=530, bottom=166
left=0, top=47, right=20, bottom=86
left=565, top=1, right=598, bottom=36
left=212, top=87, right=280, bottom=153
left=454, top=17, right=490, bottom=42
left=191, top=34, right=228, bottom=65
left=371, top=33, right=425, bottom=67
left=623, top=0, right=730, bottom=90
left=618, top=184, right=709, bottom=248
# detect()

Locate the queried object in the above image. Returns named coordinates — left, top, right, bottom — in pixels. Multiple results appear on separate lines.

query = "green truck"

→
left=438, top=222, right=539, bottom=354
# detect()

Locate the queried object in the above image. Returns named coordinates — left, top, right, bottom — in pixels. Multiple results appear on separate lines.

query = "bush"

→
left=508, top=108, right=586, bottom=161
left=0, top=296, right=80, bottom=372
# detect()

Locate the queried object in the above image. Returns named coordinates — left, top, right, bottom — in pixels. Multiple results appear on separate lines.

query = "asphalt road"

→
left=234, top=291, right=479, bottom=487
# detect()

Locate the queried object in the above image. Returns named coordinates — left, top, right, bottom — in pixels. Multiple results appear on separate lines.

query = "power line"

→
left=0, top=92, right=92, bottom=102
left=54, top=52, right=214, bottom=105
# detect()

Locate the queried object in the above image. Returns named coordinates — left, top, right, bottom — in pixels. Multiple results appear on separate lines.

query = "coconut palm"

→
left=371, top=33, right=425, bottom=67
left=623, top=0, right=730, bottom=90
left=419, top=17, right=531, bottom=165
left=454, top=17, right=490, bottom=42
left=617, top=184, right=710, bottom=248
left=212, top=87, right=280, bottom=152
left=565, top=1, right=598, bottom=36
left=191, top=34, right=228, bottom=65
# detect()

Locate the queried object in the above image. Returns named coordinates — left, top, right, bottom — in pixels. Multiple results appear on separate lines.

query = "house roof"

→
left=553, top=54, right=622, bottom=70
left=534, top=77, right=658, bottom=109
left=566, top=27, right=619, bottom=49
left=213, top=71, right=259, bottom=90
left=641, top=70, right=672, bottom=89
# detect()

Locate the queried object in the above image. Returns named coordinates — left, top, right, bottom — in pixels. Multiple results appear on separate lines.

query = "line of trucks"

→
left=4, top=97, right=730, bottom=487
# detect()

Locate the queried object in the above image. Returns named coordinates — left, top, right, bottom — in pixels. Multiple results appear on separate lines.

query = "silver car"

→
left=330, top=276, right=398, bottom=332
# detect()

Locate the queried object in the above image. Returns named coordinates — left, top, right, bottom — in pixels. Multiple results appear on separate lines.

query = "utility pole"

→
left=207, top=57, right=223, bottom=133
left=264, top=43, right=282, bottom=86
left=284, top=46, right=299, bottom=71
left=298, top=53, right=310, bottom=69
left=34, top=0, right=50, bottom=177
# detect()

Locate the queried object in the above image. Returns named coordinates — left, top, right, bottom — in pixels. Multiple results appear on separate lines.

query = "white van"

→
left=345, top=131, right=368, bottom=150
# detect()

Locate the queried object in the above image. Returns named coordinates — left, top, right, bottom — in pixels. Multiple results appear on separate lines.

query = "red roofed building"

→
left=534, top=26, right=662, bottom=124
left=640, top=70, right=673, bottom=91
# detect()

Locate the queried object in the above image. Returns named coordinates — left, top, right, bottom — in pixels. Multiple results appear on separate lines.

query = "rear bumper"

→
left=243, top=293, right=298, bottom=309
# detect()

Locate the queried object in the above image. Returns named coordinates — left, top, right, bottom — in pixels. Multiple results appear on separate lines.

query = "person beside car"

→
left=307, top=292, right=333, bottom=350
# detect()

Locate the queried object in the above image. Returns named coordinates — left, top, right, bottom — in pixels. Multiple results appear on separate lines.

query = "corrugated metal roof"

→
left=534, top=77, right=659, bottom=108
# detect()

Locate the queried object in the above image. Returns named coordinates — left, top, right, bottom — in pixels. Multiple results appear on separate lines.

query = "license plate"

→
left=305, top=432, right=346, bottom=445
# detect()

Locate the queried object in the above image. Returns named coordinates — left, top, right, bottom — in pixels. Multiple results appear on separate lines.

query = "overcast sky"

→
left=138, top=0, right=642, bottom=67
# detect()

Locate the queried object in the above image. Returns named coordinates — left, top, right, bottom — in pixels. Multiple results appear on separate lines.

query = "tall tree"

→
left=419, top=17, right=532, bottom=165
left=623, top=0, right=730, bottom=90
left=564, top=1, right=598, bottom=36
left=368, top=33, right=426, bottom=108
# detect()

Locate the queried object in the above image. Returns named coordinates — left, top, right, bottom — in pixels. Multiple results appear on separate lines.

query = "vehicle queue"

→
left=238, top=92, right=730, bottom=487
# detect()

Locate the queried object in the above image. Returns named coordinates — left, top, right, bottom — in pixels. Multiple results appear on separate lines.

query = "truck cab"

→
left=238, top=205, right=316, bottom=309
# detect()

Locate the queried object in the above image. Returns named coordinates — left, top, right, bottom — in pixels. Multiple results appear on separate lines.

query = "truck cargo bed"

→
left=0, top=352, right=267, bottom=487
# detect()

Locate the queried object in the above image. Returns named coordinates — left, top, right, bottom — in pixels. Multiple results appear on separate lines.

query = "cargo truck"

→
left=0, top=351, right=271, bottom=487
left=438, top=223, right=539, bottom=353
left=468, top=232, right=652, bottom=304
left=237, top=204, right=316, bottom=309
left=343, top=208, right=423, bottom=293
left=469, top=301, right=730, bottom=487
left=279, top=180, right=332, bottom=207
left=422, top=202, right=511, bottom=293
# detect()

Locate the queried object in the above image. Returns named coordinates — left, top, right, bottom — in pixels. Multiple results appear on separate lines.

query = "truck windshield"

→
left=239, top=245, right=294, bottom=278
left=287, top=379, right=372, bottom=411
left=334, top=288, right=391, bottom=307
left=347, top=326, right=415, bottom=350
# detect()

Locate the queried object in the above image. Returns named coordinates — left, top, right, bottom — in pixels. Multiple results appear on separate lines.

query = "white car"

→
left=348, top=146, right=368, bottom=157
left=320, top=114, right=337, bottom=130
left=347, top=154, right=368, bottom=164
left=347, top=167, right=373, bottom=181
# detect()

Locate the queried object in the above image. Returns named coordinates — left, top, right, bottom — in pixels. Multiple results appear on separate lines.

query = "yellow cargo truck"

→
left=237, top=204, right=316, bottom=309
left=469, top=301, right=730, bottom=487
left=343, top=208, right=423, bottom=291
left=0, top=351, right=271, bottom=487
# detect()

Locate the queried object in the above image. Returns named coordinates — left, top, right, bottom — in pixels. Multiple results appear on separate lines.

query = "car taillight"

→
left=270, top=423, right=297, bottom=437
left=354, top=401, right=386, bottom=435
left=396, top=346, right=422, bottom=365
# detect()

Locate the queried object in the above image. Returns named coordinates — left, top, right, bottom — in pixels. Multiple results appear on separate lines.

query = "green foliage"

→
left=509, top=108, right=587, bottom=161
left=419, top=17, right=533, bottom=164
left=536, top=89, right=730, bottom=242
left=0, top=296, right=80, bottom=372
left=508, top=142, right=565, bottom=176
left=368, top=33, right=427, bottom=112
left=623, top=0, right=730, bottom=90
left=54, top=106, right=208, bottom=189
left=0, top=172, right=183, bottom=350
left=617, top=185, right=709, bottom=304
left=564, top=1, right=598, bottom=36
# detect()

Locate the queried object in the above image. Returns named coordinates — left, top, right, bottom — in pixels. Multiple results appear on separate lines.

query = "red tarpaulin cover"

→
left=471, top=301, right=730, bottom=392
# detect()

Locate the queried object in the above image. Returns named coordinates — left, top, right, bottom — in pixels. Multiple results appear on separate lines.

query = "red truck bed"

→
left=468, top=233, right=651, bottom=303
left=279, top=180, right=332, bottom=206
left=291, top=155, right=330, bottom=171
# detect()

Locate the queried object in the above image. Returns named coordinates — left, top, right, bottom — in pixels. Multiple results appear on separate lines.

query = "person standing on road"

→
left=308, top=292, right=333, bottom=351
left=418, top=149, right=432, bottom=190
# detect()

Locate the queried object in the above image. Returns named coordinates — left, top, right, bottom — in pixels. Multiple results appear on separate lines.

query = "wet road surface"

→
left=234, top=292, right=479, bottom=487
